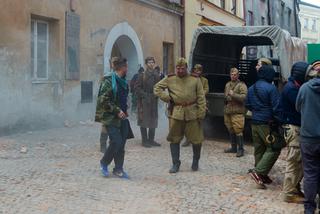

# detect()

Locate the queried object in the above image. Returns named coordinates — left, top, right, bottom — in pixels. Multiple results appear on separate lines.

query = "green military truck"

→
left=189, top=26, right=307, bottom=138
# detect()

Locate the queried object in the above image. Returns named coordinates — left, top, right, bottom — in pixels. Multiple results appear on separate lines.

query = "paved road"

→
left=0, top=121, right=305, bottom=214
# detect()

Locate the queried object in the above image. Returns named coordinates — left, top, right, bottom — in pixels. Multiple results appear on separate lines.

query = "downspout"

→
left=181, top=0, right=185, bottom=58
left=243, top=0, right=246, bottom=26
left=294, top=0, right=299, bottom=37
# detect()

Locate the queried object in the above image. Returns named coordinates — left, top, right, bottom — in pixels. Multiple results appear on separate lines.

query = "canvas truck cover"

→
left=189, top=25, right=307, bottom=81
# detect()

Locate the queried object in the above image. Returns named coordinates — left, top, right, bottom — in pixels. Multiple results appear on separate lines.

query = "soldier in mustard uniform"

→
left=154, top=58, right=206, bottom=173
left=223, top=67, right=248, bottom=157
left=182, top=64, right=209, bottom=147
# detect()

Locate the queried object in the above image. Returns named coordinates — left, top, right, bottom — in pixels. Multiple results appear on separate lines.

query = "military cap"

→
left=307, top=60, right=320, bottom=78
left=194, top=64, right=203, bottom=71
left=176, top=57, right=188, bottom=67
left=258, top=58, right=272, bottom=65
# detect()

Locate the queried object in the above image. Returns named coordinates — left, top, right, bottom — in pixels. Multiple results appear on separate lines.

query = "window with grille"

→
left=81, top=81, right=93, bottom=103
left=31, top=20, right=49, bottom=79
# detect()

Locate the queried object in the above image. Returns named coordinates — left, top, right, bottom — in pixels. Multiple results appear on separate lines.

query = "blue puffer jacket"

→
left=245, top=65, right=280, bottom=124
left=277, top=77, right=301, bottom=126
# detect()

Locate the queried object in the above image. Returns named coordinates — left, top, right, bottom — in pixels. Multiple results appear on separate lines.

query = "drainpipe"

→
left=181, top=0, right=185, bottom=58
left=293, top=0, right=299, bottom=37
left=243, top=0, right=246, bottom=25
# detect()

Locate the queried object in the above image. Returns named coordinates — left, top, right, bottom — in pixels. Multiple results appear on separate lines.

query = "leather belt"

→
left=174, top=100, right=197, bottom=107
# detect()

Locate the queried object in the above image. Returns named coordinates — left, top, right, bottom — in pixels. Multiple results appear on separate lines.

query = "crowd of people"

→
left=95, top=56, right=320, bottom=214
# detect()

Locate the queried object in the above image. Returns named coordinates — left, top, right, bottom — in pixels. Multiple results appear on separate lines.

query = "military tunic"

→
left=154, top=74, right=206, bottom=144
left=200, top=76, right=209, bottom=95
left=223, top=80, right=248, bottom=135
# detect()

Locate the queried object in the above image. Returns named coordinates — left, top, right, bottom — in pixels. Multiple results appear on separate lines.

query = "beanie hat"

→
left=258, top=65, right=275, bottom=82
left=291, top=61, right=309, bottom=83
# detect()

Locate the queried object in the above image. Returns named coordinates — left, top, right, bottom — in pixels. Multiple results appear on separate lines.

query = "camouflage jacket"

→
left=95, top=76, right=123, bottom=127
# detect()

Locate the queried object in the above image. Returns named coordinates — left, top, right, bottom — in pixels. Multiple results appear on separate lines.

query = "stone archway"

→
left=104, top=22, right=144, bottom=79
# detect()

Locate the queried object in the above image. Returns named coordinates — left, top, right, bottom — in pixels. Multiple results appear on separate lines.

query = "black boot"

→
left=236, top=135, right=244, bottom=157
left=192, top=144, right=201, bottom=171
left=141, top=127, right=151, bottom=148
left=148, top=128, right=161, bottom=146
left=100, top=132, right=108, bottom=153
left=224, top=133, right=237, bottom=153
left=169, top=143, right=181, bottom=173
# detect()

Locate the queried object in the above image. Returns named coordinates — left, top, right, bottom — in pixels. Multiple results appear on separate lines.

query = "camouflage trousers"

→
left=224, top=113, right=245, bottom=135
left=167, top=119, right=204, bottom=145
left=283, top=124, right=303, bottom=196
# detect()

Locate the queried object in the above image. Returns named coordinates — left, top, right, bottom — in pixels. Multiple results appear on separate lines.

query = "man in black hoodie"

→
left=296, top=60, right=320, bottom=214
left=279, top=61, right=309, bottom=204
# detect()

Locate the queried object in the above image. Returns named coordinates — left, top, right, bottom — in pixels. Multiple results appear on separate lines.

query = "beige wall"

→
left=299, top=4, right=320, bottom=44
left=184, top=0, right=245, bottom=60
left=0, top=0, right=181, bottom=133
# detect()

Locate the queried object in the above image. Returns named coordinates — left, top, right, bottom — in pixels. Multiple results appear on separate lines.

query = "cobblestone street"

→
left=0, top=121, right=304, bottom=214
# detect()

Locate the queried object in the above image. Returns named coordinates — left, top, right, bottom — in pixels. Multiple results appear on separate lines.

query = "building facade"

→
left=183, top=0, right=245, bottom=60
left=244, top=0, right=301, bottom=59
left=299, top=1, right=320, bottom=44
left=0, top=0, right=183, bottom=134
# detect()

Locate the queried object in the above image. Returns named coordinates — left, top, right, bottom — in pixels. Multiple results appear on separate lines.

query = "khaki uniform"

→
left=154, top=74, right=206, bottom=144
left=200, top=76, right=209, bottom=95
left=282, top=124, right=303, bottom=197
left=224, top=80, right=247, bottom=135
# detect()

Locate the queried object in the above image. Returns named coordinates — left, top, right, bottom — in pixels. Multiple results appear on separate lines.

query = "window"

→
left=312, top=19, right=317, bottom=31
left=231, top=0, right=237, bottom=15
left=261, top=16, right=265, bottom=25
left=304, top=18, right=309, bottom=30
left=81, top=81, right=93, bottom=103
left=248, top=11, right=254, bottom=26
left=31, top=19, right=49, bottom=79
left=220, top=0, right=225, bottom=9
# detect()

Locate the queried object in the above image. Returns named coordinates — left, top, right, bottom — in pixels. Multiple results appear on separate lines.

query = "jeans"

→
left=300, top=142, right=320, bottom=214
left=100, top=119, right=129, bottom=172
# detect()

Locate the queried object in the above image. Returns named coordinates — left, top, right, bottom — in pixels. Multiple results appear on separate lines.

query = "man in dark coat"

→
left=136, top=57, right=161, bottom=147
left=245, top=65, right=284, bottom=189
left=278, top=61, right=309, bottom=204
left=296, top=60, right=320, bottom=214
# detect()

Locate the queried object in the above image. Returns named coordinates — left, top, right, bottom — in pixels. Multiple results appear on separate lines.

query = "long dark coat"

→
left=136, top=69, right=160, bottom=128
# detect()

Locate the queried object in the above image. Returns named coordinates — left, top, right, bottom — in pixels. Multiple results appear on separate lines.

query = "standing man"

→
left=296, top=61, right=320, bottom=214
left=245, top=65, right=283, bottom=189
left=136, top=57, right=161, bottom=148
left=223, top=67, right=248, bottom=157
left=96, top=57, right=131, bottom=179
left=130, top=66, right=144, bottom=115
left=97, top=56, right=119, bottom=153
left=154, top=58, right=206, bottom=173
left=278, top=62, right=309, bottom=204
left=182, top=64, right=209, bottom=147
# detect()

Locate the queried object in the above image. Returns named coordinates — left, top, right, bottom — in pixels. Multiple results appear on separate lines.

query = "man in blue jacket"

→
left=246, top=65, right=283, bottom=189
left=296, top=60, right=320, bottom=214
left=279, top=61, right=309, bottom=204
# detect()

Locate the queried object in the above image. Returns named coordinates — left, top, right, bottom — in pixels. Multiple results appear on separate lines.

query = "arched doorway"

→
left=104, top=22, right=144, bottom=80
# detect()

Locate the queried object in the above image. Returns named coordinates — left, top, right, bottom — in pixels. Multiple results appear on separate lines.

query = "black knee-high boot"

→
left=169, top=143, right=181, bottom=173
left=192, top=144, right=201, bottom=171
